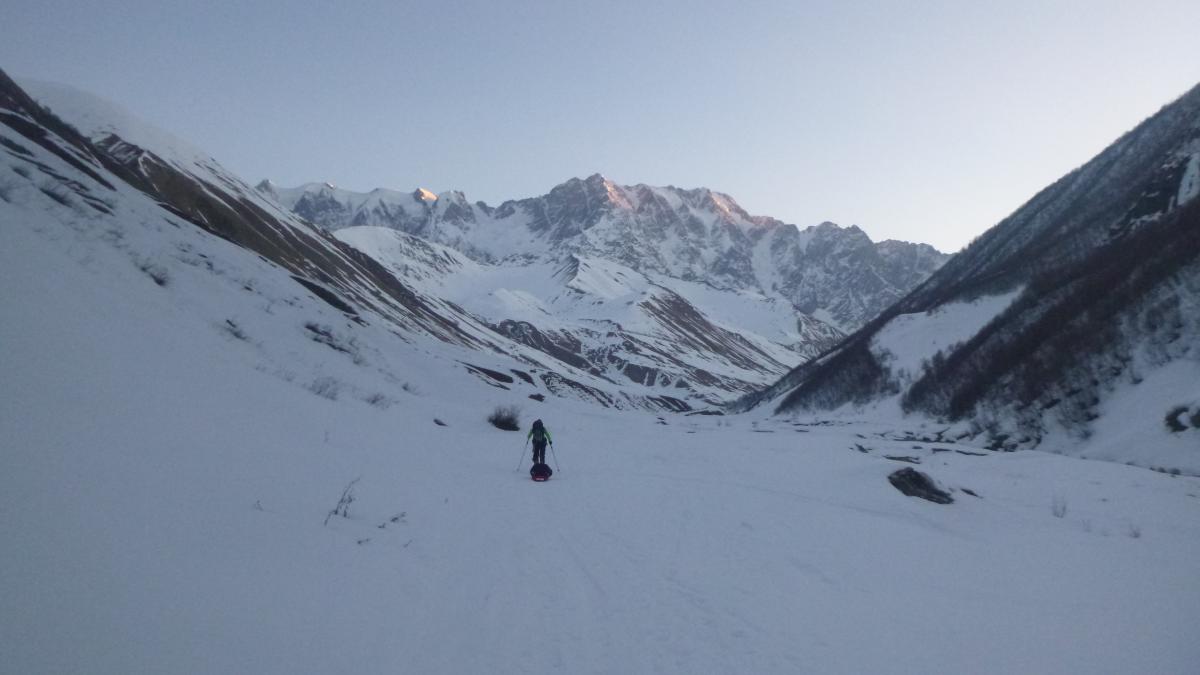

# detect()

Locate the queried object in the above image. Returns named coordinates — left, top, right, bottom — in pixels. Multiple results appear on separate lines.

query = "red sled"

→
left=530, top=463, right=552, bottom=481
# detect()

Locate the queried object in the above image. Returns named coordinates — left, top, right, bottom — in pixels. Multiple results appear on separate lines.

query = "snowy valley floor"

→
left=4, top=365, right=1199, bottom=674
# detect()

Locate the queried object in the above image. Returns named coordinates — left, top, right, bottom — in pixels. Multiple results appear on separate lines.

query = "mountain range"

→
left=258, top=176, right=948, bottom=334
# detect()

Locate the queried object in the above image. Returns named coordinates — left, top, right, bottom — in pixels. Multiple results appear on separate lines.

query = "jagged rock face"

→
left=764, top=222, right=947, bottom=330
left=265, top=173, right=949, bottom=332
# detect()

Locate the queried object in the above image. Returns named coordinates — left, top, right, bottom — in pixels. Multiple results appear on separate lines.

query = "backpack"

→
left=531, top=420, right=546, bottom=443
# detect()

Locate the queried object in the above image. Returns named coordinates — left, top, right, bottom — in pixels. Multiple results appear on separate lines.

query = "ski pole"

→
left=549, top=443, right=560, bottom=473
left=514, top=440, right=528, bottom=471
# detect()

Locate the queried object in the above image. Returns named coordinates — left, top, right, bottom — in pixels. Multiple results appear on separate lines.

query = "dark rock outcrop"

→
left=888, top=468, right=954, bottom=504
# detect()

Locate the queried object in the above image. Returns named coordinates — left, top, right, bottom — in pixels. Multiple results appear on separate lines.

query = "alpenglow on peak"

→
left=261, top=175, right=949, bottom=331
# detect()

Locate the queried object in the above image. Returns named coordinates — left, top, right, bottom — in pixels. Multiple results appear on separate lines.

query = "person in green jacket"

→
left=527, top=419, right=553, bottom=465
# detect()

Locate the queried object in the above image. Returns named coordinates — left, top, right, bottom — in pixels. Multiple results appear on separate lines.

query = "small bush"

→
left=308, top=376, right=340, bottom=400
left=1165, top=406, right=1189, bottom=432
left=365, top=392, right=393, bottom=409
left=305, top=322, right=364, bottom=364
left=487, top=405, right=521, bottom=431
left=324, top=478, right=360, bottom=525
left=222, top=319, right=248, bottom=341
left=136, top=259, right=170, bottom=286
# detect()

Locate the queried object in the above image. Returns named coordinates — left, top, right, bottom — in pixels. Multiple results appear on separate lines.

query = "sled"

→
left=530, top=462, right=552, bottom=481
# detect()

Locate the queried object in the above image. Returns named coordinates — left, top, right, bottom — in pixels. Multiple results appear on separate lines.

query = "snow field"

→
left=870, top=289, right=1024, bottom=382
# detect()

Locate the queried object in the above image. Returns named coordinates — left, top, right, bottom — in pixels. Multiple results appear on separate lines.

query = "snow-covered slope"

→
left=870, top=289, right=1025, bottom=385
left=18, top=78, right=215, bottom=172
left=749, top=81, right=1200, bottom=474
left=336, top=226, right=842, bottom=399
left=265, top=176, right=949, bottom=333
left=19, top=77, right=813, bottom=409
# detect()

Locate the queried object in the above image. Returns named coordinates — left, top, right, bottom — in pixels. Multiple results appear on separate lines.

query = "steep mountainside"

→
left=746, top=82, right=1200, bottom=473
left=261, top=176, right=948, bottom=332
left=1, top=74, right=704, bottom=411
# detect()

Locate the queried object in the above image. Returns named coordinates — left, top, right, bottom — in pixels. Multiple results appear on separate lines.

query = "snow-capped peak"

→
left=263, top=174, right=949, bottom=330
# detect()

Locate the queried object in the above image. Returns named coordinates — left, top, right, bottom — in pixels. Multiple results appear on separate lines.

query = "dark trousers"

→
left=532, top=440, right=546, bottom=464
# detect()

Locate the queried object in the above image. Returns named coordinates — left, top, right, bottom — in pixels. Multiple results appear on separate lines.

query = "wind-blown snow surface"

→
left=4, top=198, right=1200, bottom=672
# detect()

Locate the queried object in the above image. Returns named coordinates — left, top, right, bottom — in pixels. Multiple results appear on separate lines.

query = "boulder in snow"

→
left=888, top=467, right=954, bottom=504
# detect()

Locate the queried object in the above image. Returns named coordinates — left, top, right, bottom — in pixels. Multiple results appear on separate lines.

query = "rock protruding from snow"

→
left=1178, top=152, right=1200, bottom=207
left=888, top=468, right=954, bottom=504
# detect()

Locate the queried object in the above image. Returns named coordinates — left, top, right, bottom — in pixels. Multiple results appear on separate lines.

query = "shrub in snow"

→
left=304, top=322, right=364, bottom=365
left=1164, top=405, right=1198, bottom=432
left=135, top=258, right=170, bottom=286
left=324, top=478, right=360, bottom=526
left=378, top=513, right=406, bottom=528
left=1164, top=406, right=1189, bottom=432
left=487, top=405, right=521, bottom=431
left=222, top=319, right=248, bottom=341
left=307, top=376, right=340, bottom=400
left=364, top=392, right=393, bottom=409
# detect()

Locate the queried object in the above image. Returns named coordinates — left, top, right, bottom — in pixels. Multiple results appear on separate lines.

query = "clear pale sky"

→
left=3, top=1, right=1198, bottom=251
